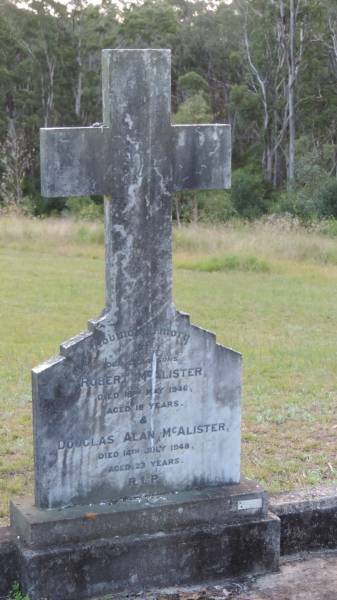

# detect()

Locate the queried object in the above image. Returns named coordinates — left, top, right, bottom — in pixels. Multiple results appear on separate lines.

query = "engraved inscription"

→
left=38, top=316, right=241, bottom=504
left=35, top=314, right=240, bottom=507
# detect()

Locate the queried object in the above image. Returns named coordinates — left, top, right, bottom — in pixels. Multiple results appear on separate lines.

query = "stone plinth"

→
left=10, top=479, right=279, bottom=600
left=11, top=478, right=265, bottom=547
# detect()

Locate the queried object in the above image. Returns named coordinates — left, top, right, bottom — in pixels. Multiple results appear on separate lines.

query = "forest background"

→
left=1, top=0, right=337, bottom=223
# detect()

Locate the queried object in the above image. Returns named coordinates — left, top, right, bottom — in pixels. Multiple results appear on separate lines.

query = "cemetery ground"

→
left=1, top=215, right=337, bottom=526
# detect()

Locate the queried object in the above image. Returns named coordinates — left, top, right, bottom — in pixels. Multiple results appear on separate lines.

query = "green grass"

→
left=176, top=254, right=270, bottom=273
left=7, top=583, right=30, bottom=600
left=1, top=216, right=337, bottom=524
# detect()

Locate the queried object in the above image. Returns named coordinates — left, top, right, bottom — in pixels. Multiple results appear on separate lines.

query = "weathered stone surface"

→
left=0, top=527, right=20, bottom=596
left=11, top=477, right=266, bottom=548
left=16, top=513, right=280, bottom=600
left=270, top=486, right=337, bottom=555
left=35, top=48, right=239, bottom=510
left=7, top=485, right=337, bottom=598
left=40, top=126, right=106, bottom=197
left=172, top=124, right=231, bottom=191
left=34, top=310, right=241, bottom=508
left=98, top=549, right=337, bottom=600
left=40, top=52, right=231, bottom=199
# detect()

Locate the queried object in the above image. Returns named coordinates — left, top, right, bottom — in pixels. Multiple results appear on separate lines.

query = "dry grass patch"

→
left=173, top=218, right=337, bottom=266
left=0, top=215, right=104, bottom=257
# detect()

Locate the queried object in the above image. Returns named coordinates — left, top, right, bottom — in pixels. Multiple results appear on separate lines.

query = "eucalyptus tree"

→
left=67, top=1, right=119, bottom=124
left=278, top=0, right=309, bottom=184
left=237, top=0, right=310, bottom=186
left=301, top=0, right=337, bottom=177
left=118, top=0, right=180, bottom=48
left=17, top=0, right=71, bottom=128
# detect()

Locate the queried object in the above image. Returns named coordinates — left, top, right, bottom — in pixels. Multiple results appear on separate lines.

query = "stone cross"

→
left=9, top=53, right=271, bottom=591
left=41, top=49, right=231, bottom=329
left=35, top=48, right=239, bottom=510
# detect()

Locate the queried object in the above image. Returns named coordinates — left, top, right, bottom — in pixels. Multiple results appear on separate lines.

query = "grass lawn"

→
left=0, top=216, right=337, bottom=525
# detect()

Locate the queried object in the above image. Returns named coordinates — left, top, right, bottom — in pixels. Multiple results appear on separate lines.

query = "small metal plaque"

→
left=238, top=498, right=262, bottom=511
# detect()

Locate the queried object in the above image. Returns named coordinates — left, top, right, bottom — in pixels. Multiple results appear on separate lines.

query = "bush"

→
left=198, top=191, right=236, bottom=223
left=173, top=190, right=235, bottom=224
left=64, top=196, right=104, bottom=221
left=231, top=168, right=269, bottom=219
left=173, top=93, right=212, bottom=124
left=279, top=177, right=337, bottom=221
left=20, top=194, right=67, bottom=217
left=177, top=71, right=209, bottom=100
left=315, top=178, right=337, bottom=218
left=319, top=218, right=337, bottom=237
left=286, top=137, right=337, bottom=220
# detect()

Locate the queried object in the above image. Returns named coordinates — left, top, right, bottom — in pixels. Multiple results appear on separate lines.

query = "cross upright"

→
left=41, top=49, right=231, bottom=328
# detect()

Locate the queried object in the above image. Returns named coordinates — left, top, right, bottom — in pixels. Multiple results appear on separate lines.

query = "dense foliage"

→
left=1, top=0, right=337, bottom=221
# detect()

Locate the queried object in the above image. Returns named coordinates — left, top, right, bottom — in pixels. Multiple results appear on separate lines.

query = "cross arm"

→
left=40, top=126, right=108, bottom=197
left=172, top=124, right=231, bottom=192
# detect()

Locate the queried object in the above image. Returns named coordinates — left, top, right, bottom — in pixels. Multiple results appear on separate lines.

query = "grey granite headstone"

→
left=36, top=49, right=240, bottom=509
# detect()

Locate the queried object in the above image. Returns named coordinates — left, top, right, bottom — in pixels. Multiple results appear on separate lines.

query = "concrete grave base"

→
left=3, top=484, right=337, bottom=599
left=3, top=478, right=280, bottom=600
left=10, top=477, right=268, bottom=547
left=15, top=513, right=280, bottom=600
left=269, top=486, right=337, bottom=555
left=0, top=528, right=19, bottom=597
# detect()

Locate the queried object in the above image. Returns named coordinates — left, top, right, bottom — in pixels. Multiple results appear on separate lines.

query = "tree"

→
left=237, top=0, right=309, bottom=187
left=68, top=1, right=119, bottom=123
left=0, top=0, right=336, bottom=214
left=278, top=0, right=307, bottom=185
left=0, top=119, right=31, bottom=208
left=119, top=0, right=180, bottom=48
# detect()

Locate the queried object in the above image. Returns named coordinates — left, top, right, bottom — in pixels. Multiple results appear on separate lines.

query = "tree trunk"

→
left=75, top=22, right=83, bottom=118
left=287, top=0, right=296, bottom=185
left=243, top=11, right=271, bottom=183
left=75, top=67, right=83, bottom=118
left=175, top=195, right=181, bottom=227
left=41, top=49, right=55, bottom=127
left=264, top=132, right=273, bottom=183
left=192, top=195, right=198, bottom=223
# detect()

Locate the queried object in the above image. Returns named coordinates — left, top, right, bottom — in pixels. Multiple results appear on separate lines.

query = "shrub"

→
left=173, top=190, right=235, bottom=224
left=315, top=178, right=337, bottom=218
left=64, top=196, right=103, bottom=221
left=318, top=218, right=337, bottom=237
left=177, top=71, right=209, bottom=100
left=288, top=136, right=337, bottom=220
left=22, top=194, right=67, bottom=217
left=280, top=177, right=337, bottom=221
left=198, top=191, right=236, bottom=223
left=173, top=93, right=212, bottom=124
left=231, top=168, right=269, bottom=219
